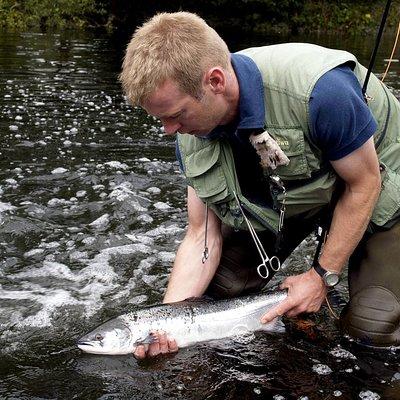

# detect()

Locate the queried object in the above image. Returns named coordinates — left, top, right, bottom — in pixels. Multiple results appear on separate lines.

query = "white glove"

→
left=249, top=130, right=290, bottom=170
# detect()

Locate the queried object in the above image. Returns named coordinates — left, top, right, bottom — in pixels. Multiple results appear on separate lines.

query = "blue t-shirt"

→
left=176, top=53, right=377, bottom=204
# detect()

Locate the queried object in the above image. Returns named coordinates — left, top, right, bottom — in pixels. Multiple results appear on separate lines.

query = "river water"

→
left=0, top=29, right=399, bottom=399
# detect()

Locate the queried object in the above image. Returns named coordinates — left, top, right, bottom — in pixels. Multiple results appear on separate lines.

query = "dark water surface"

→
left=0, top=30, right=399, bottom=399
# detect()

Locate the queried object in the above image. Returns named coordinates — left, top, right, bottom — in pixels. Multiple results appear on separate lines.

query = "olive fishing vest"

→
left=177, top=43, right=400, bottom=234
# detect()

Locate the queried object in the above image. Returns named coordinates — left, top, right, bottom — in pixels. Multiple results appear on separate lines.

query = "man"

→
left=120, top=12, right=400, bottom=358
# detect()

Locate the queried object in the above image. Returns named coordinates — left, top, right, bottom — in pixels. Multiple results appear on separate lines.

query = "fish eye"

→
left=95, top=333, right=103, bottom=341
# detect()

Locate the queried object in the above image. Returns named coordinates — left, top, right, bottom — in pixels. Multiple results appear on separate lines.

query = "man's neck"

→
left=220, top=67, right=240, bottom=125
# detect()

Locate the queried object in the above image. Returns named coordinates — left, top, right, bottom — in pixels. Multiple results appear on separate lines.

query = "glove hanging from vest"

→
left=249, top=130, right=290, bottom=169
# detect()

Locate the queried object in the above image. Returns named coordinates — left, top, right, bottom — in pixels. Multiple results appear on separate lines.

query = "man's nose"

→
left=162, top=121, right=181, bottom=135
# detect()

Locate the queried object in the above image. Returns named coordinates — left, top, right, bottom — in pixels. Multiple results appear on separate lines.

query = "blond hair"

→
left=120, top=12, right=230, bottom=106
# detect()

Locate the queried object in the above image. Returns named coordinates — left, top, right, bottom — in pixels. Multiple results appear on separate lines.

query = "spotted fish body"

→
left=77, top=290, right=287, bottom=355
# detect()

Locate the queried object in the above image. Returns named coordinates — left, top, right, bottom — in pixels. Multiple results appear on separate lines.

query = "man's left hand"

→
left=260, top=268, right=327, bottom=323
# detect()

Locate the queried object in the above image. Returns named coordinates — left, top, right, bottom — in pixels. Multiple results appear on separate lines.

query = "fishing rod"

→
left=362, top=0, right=392, bottom=97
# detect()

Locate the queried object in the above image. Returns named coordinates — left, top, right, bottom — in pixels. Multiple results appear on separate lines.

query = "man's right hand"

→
left=133, top=330, right=179, bottom=359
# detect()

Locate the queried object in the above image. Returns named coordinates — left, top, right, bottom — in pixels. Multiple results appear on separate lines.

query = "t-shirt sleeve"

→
left=309, top=64, right=378, bottom=161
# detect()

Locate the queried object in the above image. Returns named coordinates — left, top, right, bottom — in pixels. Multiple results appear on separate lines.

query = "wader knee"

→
left=340, top=286, right=400, bottom=346
left=205, top=260, right=268, bottom=299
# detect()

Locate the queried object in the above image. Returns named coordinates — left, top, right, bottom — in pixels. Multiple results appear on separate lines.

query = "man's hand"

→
left=260, top=269, right=327, bottom=323
left=133, top=330, right=178, bottom=360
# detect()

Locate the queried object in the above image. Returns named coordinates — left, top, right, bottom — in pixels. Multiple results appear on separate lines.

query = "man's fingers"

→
left=157, top=331, right=169, bottom=354
left=168, top=338, right=178, bottom=353
left=133, top=344, right=149, bottom=360
left=133, top=331, right=179, bottom=359
left=260, top=299, right=293, bottom=324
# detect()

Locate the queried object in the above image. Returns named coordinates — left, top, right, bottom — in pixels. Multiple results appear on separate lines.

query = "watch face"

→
left=325, top=272, right=339, bottom=287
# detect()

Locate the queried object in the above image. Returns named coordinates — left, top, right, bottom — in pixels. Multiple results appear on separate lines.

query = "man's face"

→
left=142, top=79, right=225, bottom=137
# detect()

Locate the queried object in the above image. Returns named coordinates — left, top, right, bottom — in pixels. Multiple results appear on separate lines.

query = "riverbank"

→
left=1, top=0, right=399, bottom=34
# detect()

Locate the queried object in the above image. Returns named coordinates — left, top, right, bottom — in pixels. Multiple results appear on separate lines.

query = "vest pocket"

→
left=371, top=164, right=400, bottom=226
left=185, top=142, right=230, bottom=203
left=267, top=127, right=311, bottom=179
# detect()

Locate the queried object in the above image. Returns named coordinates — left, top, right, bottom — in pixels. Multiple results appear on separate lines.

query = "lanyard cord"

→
left=381, top=20, right=400, bottom=82
left=362, top=0, right=392, bottom=98
left=202, top=203, right=209, bottom=263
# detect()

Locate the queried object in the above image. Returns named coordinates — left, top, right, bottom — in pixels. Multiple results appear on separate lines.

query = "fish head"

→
left=77, top=317, right=135, bottom=355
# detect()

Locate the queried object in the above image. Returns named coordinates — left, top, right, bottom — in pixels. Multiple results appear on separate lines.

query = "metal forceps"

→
left=233, top=192, right=281, bottom=279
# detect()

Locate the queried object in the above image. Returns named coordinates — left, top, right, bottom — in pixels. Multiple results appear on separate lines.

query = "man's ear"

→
left=204, top=67, right=226, bottom=94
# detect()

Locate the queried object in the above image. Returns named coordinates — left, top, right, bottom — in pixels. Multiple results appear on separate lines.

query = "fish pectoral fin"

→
left=135, top=331, right=159, bottom=345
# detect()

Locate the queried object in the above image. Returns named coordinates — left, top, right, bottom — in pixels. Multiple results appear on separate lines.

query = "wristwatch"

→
left=313, top=261, right=340, bottom=288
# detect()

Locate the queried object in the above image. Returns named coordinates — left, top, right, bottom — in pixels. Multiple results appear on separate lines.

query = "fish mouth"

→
left=77, top=340, right=99, bottom=353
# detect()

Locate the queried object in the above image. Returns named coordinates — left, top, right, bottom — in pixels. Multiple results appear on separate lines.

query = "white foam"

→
left=125, top=233, right=155, bottom=245
left=392, top=372, right=400, bottom=381
left=108, top=182, right=139, bottom=203
left=42, top=241, right=60, bottom=249
left=147, top=187, right=161, bottom=195
left=5, top=178, right=17, bottom=186
left=104, top=161, right=128, bottom=170
left=312, top=363, right=332, bottom=375
left=82, top=236, right=96, bottom=245
left=93, top=184, right=105, bottom=191
left=154, top=202, right=170, bottom=210
left=146, top=224, right=184, bottom=237
left=89, top=213, right=110, bottom=230
left=330, top=347, right=357, bottom=360
left=18, top=289, right=80, bottom=328
left=14, top=261, right=79, bottom=281
left=69, top=251, right=89, bottom=262
left=157, top=251, right=175, bottom=263
left=358, top=390, right=380, bottom=400
left=0, top=202, right=16, bottom=213
left=74, top=190, right=86, bottom=198
left=137, top=214, right=154, bottom=224
left=23, top=248, right=45, bottom=258
left=47, top=198, right=69, bottom=207
left=51, top=167, right=68, bottom=174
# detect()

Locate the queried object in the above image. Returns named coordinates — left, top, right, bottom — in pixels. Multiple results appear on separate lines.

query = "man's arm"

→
left=134, top=185, right=223, bottom=358
left=261, top=137, right=381, bottom=322
left=164, top=185, right=223, bottom=302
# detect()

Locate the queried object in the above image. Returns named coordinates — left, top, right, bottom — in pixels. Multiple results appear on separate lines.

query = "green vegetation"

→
left=0, top=0, right=399, bottom=34
left=0, top=0, right=106, bottom=29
